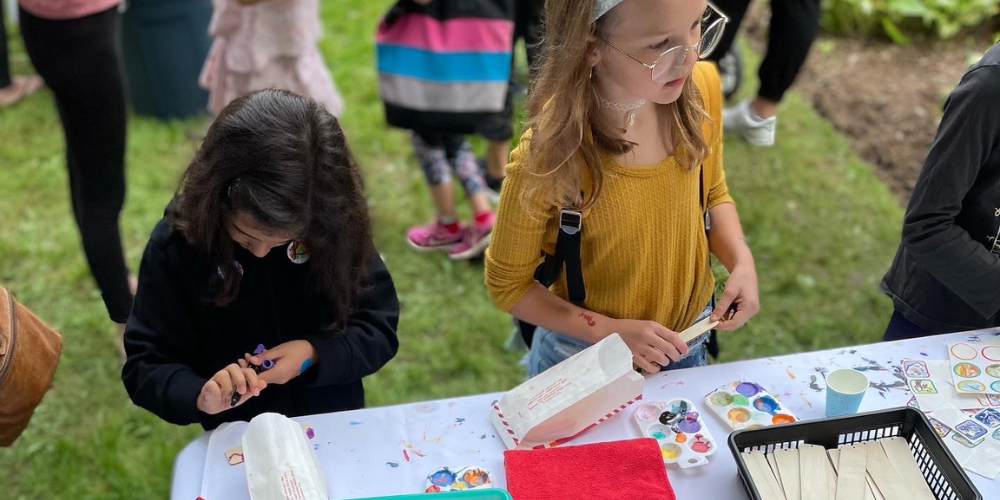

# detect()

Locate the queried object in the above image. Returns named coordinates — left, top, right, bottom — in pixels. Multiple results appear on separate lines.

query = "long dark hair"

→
left=170, top=89, right=372, bottom=329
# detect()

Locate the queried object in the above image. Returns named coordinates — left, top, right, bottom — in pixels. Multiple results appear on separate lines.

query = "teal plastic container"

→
left=348, top=490, right=512, bottom=500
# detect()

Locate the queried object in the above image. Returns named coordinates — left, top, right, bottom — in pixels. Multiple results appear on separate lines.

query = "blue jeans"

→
left=524, top=304, right=714, bottom=378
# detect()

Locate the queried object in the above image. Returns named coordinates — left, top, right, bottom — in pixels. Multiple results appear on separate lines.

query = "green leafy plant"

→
left=822, top=0, right=1000, bottom=44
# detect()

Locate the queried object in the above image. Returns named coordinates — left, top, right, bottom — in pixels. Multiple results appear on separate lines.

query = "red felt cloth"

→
left=503, top=438, right=676, bottom=500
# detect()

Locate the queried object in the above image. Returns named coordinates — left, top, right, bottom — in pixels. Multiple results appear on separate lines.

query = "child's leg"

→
left=444, top=136, right=496, bottom=260
left=406, top=131, right=466, bottom=251
left=443, top=136, right=491, bottom=212
left=487, top=140, right=510, bottom=181
left=478, top=87, right=515, bottom=201
left=413, top=131, right=458, bottom=218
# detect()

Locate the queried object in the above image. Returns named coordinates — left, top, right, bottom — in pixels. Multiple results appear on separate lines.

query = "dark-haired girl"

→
left=122, top=90, right=400, bottom=429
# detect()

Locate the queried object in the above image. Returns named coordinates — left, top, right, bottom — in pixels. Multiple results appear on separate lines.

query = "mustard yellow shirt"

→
left=485, top=62, right=734, bottom=332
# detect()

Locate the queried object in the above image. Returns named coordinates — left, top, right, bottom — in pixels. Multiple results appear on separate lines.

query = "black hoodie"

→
left=122, top=217, right=400, bottom=429
left=881, top=42, right=1000, bottom=333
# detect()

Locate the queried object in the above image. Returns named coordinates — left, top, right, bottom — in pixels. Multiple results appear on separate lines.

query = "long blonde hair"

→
left=526, top=0, right=711, bottom=211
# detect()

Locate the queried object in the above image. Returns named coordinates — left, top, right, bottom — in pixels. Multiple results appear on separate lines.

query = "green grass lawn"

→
left=0, top=2, right=904, bottom=497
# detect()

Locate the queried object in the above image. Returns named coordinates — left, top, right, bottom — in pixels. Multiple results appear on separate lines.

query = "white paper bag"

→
left=490, top=333, right=644, bottom=449
left=242, top=413, right=329, bottom=500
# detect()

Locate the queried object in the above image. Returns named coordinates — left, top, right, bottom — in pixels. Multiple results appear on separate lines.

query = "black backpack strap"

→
left=558, top=210, right=585, bottom=306
left=700, top=164, right=710, bottom=231
left=520, top=209, right=585, bottom=347
left=699, top=163, right=722, bottom=359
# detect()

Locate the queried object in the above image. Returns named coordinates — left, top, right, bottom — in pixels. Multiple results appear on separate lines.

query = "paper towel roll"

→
left=242, top=413, right=329, bottom=500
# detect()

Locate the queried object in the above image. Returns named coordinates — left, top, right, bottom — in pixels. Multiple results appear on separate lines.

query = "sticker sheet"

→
left=925, top=406, right=1000, bottom=479
left=902, top=360, right=1000, bottom=411
left=949, top=337, right=1000, bottom=394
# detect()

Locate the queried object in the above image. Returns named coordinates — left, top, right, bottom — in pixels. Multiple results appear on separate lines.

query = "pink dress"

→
left=199, top=0, right=344, bottom=116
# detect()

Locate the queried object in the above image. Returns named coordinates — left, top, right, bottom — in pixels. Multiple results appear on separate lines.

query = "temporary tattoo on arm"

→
left=578, top=312, right=596, bottom=327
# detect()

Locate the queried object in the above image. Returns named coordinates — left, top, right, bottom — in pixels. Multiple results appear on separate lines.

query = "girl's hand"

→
left=246, top=340, right=318, bottom=385
left=609, top=319, right=688, bottom=372
left=197, top=363, right=266, bottom=414
left=711, top=265, right=760, bottom=331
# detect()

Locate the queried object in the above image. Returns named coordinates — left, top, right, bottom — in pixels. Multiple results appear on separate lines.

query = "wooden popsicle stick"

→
left=768, top=451, right=784, bottom=494
left=862, top=441, right=911, bottom=500
left=825, top=449, right=838, bottom=500
left=799, top=444, right=830, bottom=500
left=879, top=437, right=935, bottom=500
left=835, top=445, right=868, bottom=500
left=743, top=451, right=788, bottom=500
left=827, top=448, right=840, bottom=473
left=866, top=473, right=886, bottom=500
left=774, top=448, right=802, bottom=500
left=678, top=316, right=719, bottom=344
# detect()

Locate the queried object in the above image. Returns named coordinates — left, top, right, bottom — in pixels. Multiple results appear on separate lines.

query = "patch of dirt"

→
left=740, top=8, right=996, bottom=202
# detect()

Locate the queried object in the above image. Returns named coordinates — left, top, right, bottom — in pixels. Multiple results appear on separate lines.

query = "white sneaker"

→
left=723, top=99, right=776, bottom=146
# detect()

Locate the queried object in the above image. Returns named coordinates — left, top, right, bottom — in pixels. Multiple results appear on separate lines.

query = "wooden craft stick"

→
left=879, top=437, right=935, bottom=500
left=865, top=473, right=886, bottom=500
left=678, top=316, right=719, bottom=344
left=799, top=444, right=830, bottom=500
left=774, top=448, right=802, bottom=500
left=861, top=441, right=910, bottom=500
left=768, top=451, right=784, bottom=493
left=827, top=448, right=840, bottom=473
left=834, top=445, right=868, bottom=500
left=743, top=451, right=787, bottom=500
left=824, top=449, right=838, bottom=500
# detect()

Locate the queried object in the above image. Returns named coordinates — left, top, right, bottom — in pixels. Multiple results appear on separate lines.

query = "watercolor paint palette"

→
left=703, top=381, right=798, bottom=431
left=948, top=337, right=1000, bottom=395
left=425, top=466, right=493, bottom=493
left=632, top=398, right=718, bottom=469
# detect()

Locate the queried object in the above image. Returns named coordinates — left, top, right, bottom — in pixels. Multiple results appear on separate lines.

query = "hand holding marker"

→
left=231, top=344, right=274, bottom=407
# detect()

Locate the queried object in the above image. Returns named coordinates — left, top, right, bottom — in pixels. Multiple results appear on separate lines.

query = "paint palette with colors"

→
left=704, top=381, right=798, bottom=431
left=632, top=398, right=718, bottom=469
left=425, top=466, right=492, bottom=493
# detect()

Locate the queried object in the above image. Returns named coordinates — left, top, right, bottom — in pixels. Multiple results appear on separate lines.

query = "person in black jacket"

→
left=122, top=89, right=401, bottom=429
left=881, top=42, right=1000, bottom=340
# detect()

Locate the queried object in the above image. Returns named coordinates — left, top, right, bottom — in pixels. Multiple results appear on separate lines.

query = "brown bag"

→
left=0, top=286, right=63, bottom=446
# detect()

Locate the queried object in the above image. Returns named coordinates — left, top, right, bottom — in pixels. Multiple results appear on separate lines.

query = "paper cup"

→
left=825, top=368, right=869, bottom=417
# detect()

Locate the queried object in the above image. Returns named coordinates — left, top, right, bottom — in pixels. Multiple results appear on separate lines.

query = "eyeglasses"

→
left=599, top=2, right=728, bottom=83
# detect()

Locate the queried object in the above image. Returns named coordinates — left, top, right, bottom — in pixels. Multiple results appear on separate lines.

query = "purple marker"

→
left=253, top=344, right=266, bottom=355
left=261, top=359, right=275, bottom=370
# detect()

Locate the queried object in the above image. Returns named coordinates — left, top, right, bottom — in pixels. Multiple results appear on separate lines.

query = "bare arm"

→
left=509, top=284, right=688, bottom=372
left=707, top=202, right=759, bottom=329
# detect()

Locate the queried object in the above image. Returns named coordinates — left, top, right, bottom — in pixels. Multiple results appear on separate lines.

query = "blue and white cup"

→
left=825, top=368, right=869, bottom=418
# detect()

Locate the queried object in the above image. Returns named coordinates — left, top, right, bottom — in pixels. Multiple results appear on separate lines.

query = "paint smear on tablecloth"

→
left=809, top=375, right=823, bottom=392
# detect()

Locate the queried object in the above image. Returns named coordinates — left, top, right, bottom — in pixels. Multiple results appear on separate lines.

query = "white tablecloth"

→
left=171, top=329, right=1000, bottom=500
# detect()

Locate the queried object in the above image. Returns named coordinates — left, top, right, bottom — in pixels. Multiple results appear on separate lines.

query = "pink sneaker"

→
left=407, top=220, right=466, bottom=251
left=449, top=213, right=495, bottom=260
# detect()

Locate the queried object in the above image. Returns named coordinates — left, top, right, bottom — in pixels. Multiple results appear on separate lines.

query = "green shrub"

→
left=822, top=0, right=1000, bottom=44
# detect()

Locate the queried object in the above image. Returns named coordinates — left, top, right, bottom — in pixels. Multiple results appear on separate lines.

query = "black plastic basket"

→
left=727, top=407, right=982, bottom=500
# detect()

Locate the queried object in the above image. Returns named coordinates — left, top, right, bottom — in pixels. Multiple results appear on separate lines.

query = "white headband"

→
left=593, top=0, right=629, bottom=22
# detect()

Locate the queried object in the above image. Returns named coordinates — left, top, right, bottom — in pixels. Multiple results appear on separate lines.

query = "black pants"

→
left=706, top=0, right=821, bottom=103
left=882, top=311, right=933, bottom=342
left=1, top=3, right=10, bottom=88
left=20, top=6, right=132, bottom=323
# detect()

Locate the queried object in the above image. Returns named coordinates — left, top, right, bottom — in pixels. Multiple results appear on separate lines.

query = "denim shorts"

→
left=524, top=303, right=713, bottom=378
